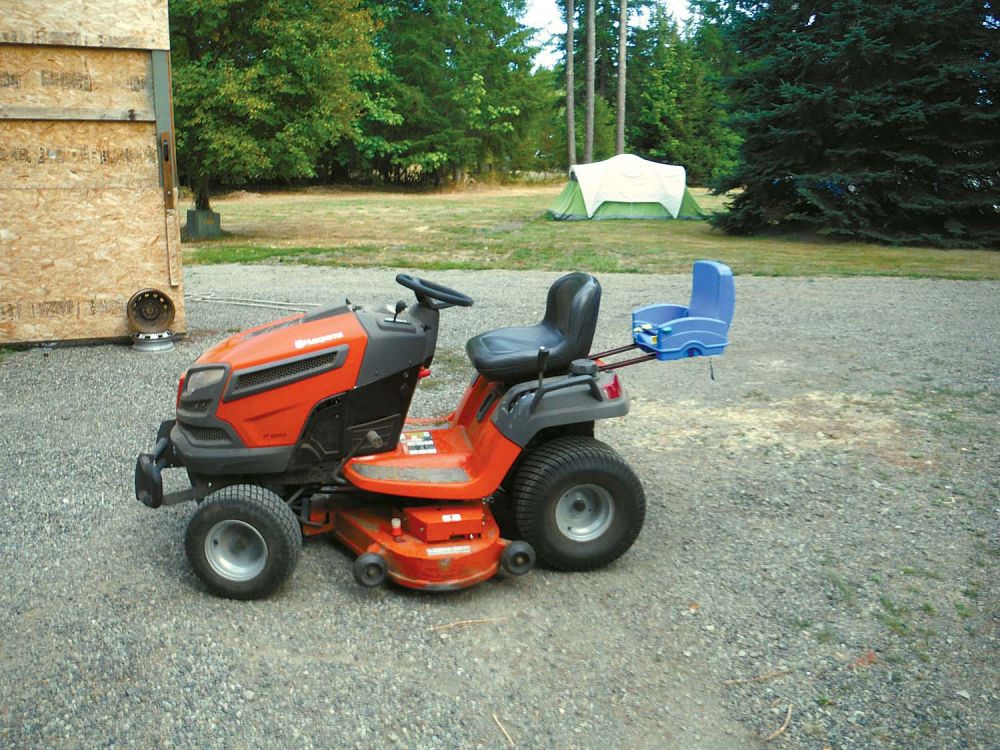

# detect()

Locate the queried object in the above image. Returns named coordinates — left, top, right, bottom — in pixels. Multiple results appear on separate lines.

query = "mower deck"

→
left=303, top=497, right=507, bottom=591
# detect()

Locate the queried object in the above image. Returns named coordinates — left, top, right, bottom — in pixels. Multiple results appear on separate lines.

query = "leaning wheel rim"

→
left=204, top=520, right=268, bottom=582
left=554, top=483, right=614, bottom=542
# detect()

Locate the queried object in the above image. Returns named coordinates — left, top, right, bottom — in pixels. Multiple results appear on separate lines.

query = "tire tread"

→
left=511, top=436, right=645, bottom=571
left=185, top=484, right=302, bottom=600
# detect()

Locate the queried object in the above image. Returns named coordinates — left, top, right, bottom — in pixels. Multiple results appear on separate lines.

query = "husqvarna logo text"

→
left=293, top=332, right=344, bottom=349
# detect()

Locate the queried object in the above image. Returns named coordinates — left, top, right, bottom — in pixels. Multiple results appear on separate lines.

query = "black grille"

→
left=232, top=352, right=341, bottom=394
left=183, top=399, right=212, bottom=414
left=184, top=426, right=228, bottom=442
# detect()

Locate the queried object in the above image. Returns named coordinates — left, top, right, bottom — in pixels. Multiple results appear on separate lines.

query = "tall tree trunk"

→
left=195, top=176, right=211, bottom=211
left=566, top=0, right=577, bottom=166
left=584, top=0, right=596, bottom=163
left=615, top=0, right=627, bottom=154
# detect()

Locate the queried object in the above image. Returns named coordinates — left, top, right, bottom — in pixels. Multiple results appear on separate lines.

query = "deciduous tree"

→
left=170, top=0, right=377, bottom=209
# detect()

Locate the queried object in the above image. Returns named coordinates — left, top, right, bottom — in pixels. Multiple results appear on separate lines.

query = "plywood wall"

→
left=0, top=46, right=154, bottom=120
left=0, top=0, right=170, bottom=51
left=0, top=120, right=159, bottom=188
left=0, top=5, right=183, bottom=344
left=0, top=118, right=184, bottom=341
left=0, top=188, right=184, bottom=342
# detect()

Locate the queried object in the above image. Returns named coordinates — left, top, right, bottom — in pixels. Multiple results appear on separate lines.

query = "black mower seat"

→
left=466, top=272, right=601, bottom=383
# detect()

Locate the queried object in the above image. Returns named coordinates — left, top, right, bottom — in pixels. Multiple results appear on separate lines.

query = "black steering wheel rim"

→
left=395, top=274, right=474, bottom=309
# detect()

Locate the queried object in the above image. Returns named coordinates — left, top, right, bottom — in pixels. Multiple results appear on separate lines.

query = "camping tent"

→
left=547, top=154, right=706, bottom=221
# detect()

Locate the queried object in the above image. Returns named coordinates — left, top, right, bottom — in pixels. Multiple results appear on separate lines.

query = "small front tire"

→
left=510, top=436, right=645, bottom=571
left=185, top=484, right=301, bottom=600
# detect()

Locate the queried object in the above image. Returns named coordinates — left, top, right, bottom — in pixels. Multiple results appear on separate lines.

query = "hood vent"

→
left=226, top=345, right=348, bottom=400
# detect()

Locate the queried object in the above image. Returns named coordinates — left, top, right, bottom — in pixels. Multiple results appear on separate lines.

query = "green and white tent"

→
left=547, top=154, right=706, bottom=221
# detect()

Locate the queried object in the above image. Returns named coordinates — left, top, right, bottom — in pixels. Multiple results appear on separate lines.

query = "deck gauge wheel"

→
left=353, top=553, right=389, bottom=587
left=500, top=541, right=536, bottom=576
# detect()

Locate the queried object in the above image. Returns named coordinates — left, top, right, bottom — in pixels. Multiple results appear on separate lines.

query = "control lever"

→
left=536, top=346, right=549, bottom=390
left=392, top=300, right=406, bottom=322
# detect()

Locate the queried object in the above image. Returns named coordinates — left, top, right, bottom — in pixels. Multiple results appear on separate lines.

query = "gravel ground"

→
left=1, top=265, right=997, bottom=749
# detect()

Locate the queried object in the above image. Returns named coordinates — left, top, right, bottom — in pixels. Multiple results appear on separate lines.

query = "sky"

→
left=524, top=0, right=691, bottom=68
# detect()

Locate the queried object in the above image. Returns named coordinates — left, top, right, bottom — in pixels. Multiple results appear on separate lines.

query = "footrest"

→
left=350, top=463, right=471, bottom=484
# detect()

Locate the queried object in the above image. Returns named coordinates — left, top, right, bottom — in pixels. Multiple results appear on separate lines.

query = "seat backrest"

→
left=543, top=272, right=602, bottom=356
left=688, top=260, right=735, bottom=324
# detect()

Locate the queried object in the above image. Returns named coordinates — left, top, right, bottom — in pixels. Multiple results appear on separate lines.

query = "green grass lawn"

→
left=184, top=185, right=999, bottom=279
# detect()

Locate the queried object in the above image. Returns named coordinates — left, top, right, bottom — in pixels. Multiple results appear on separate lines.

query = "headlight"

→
left=184, top=367, right=226, bottom=394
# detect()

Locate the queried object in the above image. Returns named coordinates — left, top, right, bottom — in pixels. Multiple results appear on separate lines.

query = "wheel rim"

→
left=554, top=484, right=614, bottom=542
left=204, top=520, right=268, bottom=582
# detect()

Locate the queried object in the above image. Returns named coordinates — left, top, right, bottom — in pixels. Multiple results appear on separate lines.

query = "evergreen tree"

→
left=627, top=7, right=739, bottom=182
left=585, top=0, right=597, bottom=162
left=359, top=0, right=541, bottom=183
left=616, top=0, right=628, bottom=154
left=566, top=0, right=578, bottom=165
left=715, top=0, right=999, bottom=247
left=556, top=0, right=655, bottom=157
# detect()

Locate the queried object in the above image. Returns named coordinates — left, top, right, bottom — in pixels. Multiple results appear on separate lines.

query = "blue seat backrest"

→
left=688, top=260, right=735, bottom=325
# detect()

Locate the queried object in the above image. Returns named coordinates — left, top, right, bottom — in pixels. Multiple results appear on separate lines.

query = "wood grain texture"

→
left=0, top=46, right=153, bottom=116
left=0, top=0, right=170, bottom=51
left=0, top=120, right=160, bottom=189
left=0, top=187, right=185, bottom=343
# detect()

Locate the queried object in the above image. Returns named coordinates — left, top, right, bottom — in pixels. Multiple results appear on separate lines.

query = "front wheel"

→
left=510, top=437, right=645, bottom=571
left=185, top=484, right=302, bottom=600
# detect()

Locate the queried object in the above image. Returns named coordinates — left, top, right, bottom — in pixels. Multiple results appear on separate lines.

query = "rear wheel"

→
left=510, top=436, right=645, bottom=571
left=185, top=484, right=302, bottom=600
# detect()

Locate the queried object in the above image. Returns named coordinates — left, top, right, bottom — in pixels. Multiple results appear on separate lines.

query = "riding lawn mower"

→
left=135, top=261, right=735, bottom=599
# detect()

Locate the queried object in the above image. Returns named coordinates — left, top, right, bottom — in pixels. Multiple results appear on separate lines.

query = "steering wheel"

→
left=396, top=274, right=474, bottom=309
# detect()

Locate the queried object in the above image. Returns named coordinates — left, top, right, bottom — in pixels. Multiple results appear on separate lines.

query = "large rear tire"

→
left=185, top=484, right=302, bottom=600
left=510, top=436, right=645, bottom=571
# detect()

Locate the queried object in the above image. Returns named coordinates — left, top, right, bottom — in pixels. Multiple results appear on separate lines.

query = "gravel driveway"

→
left=1, top=266, right=997, bottom=749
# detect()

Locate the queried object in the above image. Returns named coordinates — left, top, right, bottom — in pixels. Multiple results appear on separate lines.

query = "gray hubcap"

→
left=205, top=520, right=268, bottom=582
left=554, top=484, right=614, bottom=542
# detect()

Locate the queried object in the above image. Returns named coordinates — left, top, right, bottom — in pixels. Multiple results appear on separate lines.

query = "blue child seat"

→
left=631, top=260, right=735, bottom=361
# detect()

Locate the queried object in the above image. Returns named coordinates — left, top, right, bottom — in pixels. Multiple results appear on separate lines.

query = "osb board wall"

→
left=0, top=117, right=184, bottom=344
left=0, top=188, right=185, bottom=343
left=0, top=0, right=170, bottom=51
left=0, top=120, right=160, bottom=188
left=0, top=46, right=154, bottom=119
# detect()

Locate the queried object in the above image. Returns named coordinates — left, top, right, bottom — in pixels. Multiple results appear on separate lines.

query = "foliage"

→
left=714, top=0, right=1000, bottom=248
left=344, top=0, right=547, bottom=184
left=627, top=7, right=740, bottom=183
left=170, top=0, right=377, bottom=208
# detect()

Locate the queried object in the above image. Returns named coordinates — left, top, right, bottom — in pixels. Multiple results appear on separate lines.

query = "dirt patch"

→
left=630, top=392, right=931, bottom=469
